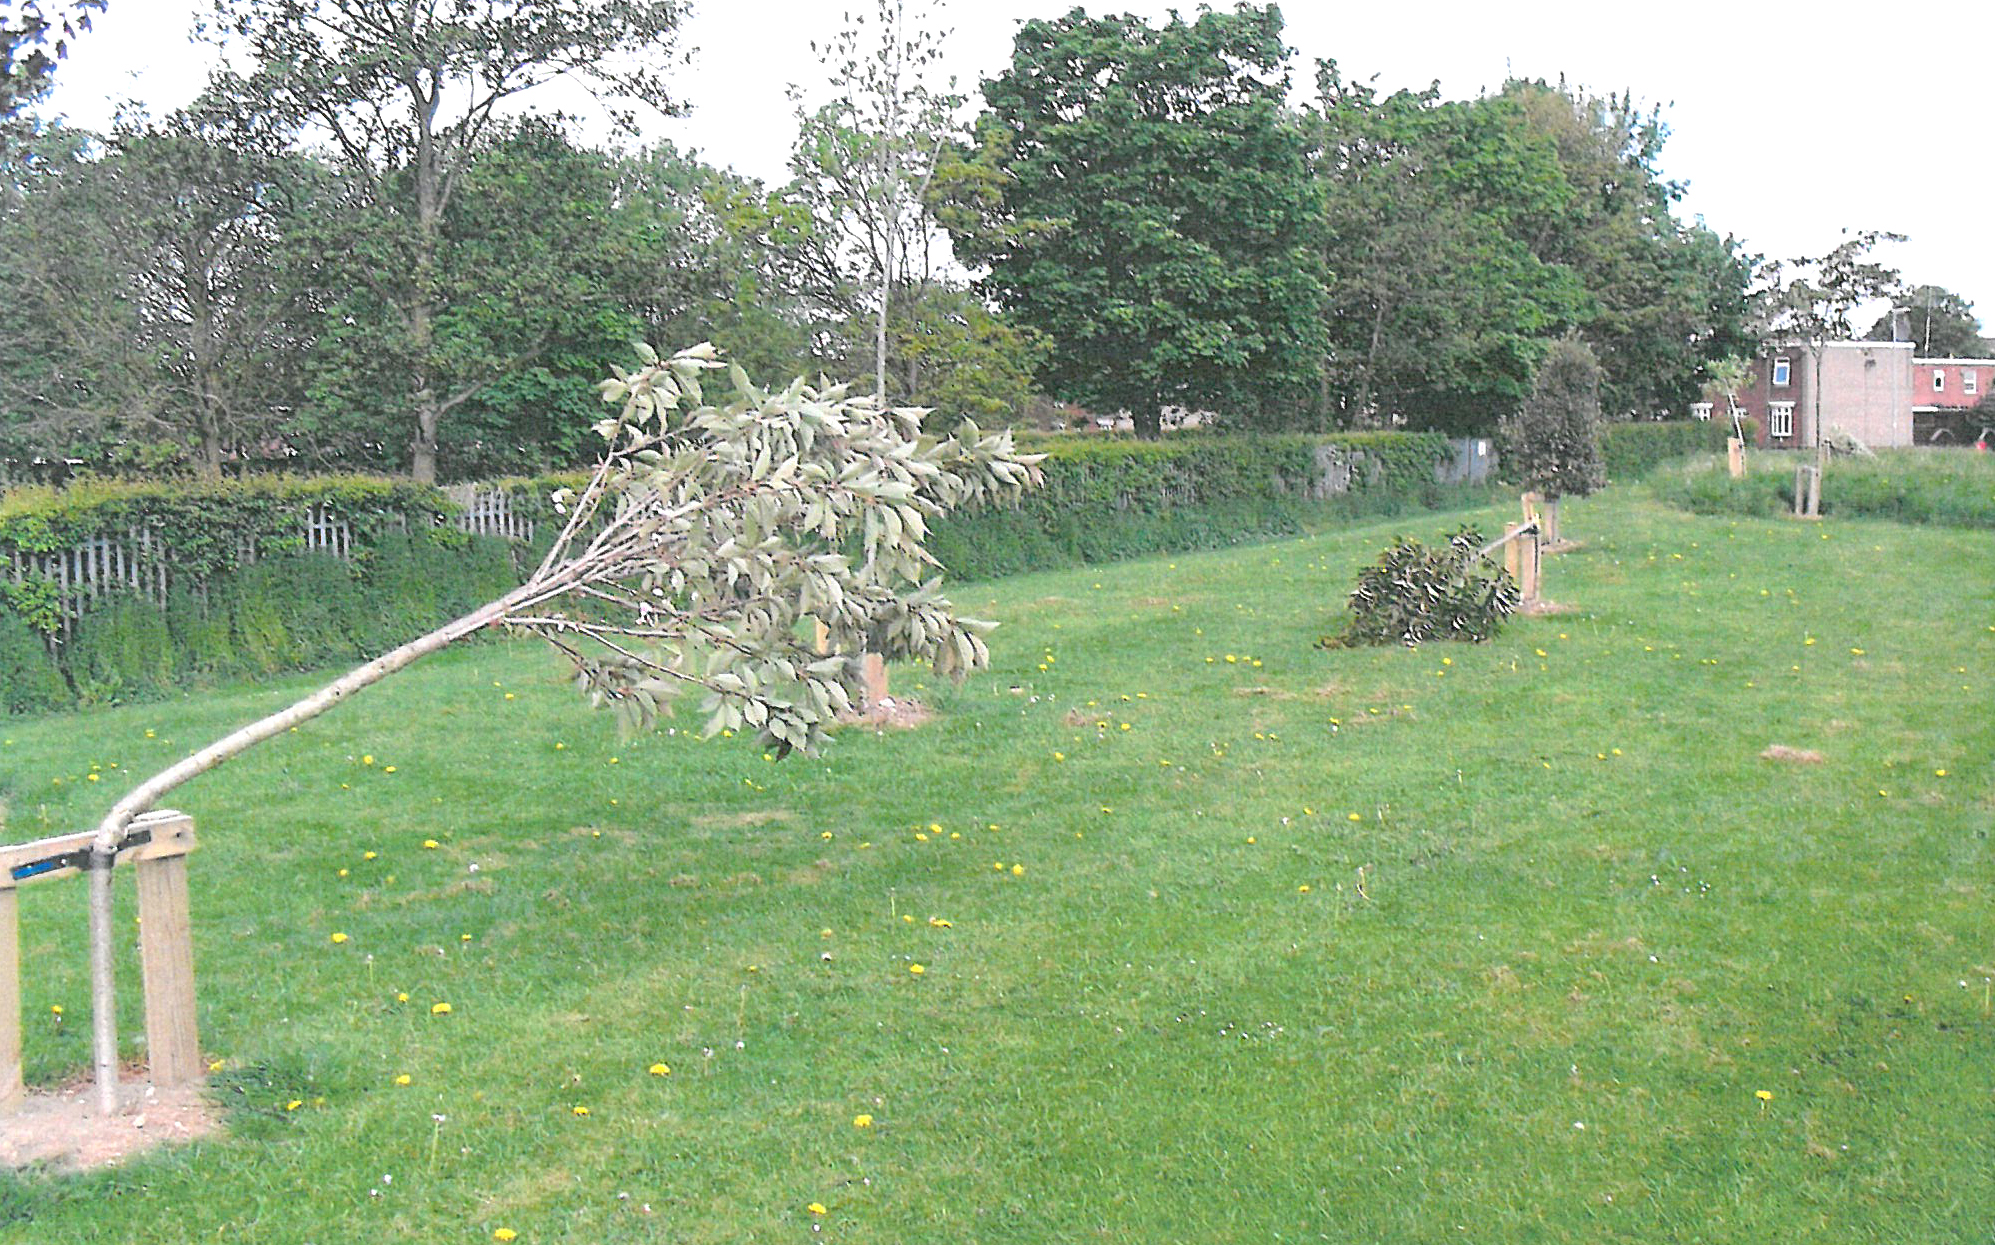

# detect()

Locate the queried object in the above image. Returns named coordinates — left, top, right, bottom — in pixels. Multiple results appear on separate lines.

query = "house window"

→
left=1966, top=370, right=1979, bottom=396
left=1768, top=402, right=1795, bottom=439
left=1772, top=357, right=1791, bottom=386
left=1933, top=370, right=1946, bottom=392
left=1690, top=402, right=1713, bottom=421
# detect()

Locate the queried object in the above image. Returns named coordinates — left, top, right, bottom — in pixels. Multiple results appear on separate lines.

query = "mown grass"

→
left=1, top=488, right=1991, bottom=1242
left=1656, top=446, right=1995, bottom=528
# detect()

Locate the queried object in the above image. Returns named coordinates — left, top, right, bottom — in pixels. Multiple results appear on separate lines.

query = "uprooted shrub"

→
left=1325, top=526, right=1520, bottom=648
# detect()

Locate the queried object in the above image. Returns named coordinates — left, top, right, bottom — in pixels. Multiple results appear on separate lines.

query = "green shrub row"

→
left=1653, top=449, right=1995, bottom=528
left=0, top=474, right=452, bottom=569
left=929, top=432, right=1464, bottom=580
left=1598, top=420, right=1727, bottom=481
left=3, top=534, right=520, bottom=712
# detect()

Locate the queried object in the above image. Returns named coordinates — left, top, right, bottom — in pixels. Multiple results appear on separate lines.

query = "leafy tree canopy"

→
left=952, top=3, right=1325, bottom=437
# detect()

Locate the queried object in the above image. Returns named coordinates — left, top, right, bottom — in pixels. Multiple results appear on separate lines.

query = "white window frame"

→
left=1768, top=402, right=1795, bottom=439
left=1771, top=356, right=1791, bottom=387
left=1965, top=370, right=1978, bottom=396
left=1933, top=370, right=1947, bottom=393
left=1690, top=402, right=1713, bottom=421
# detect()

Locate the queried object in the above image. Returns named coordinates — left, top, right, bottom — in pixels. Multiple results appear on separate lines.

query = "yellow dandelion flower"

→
left=853, top=1113, right=873, bottom=1128
left=431, top=1002, right=452, bottom=1015
left=423, top=839, right=440, bottom=849
left=494, top=1231, right=518, bottom=1242
left=363, top=850, right=378, bottom=861
left=908, top=963, right=925, bottom=975
left=1754, top=1089, right=1772, bottom=1102
left=1298, top=884, right=1311, bottom=893
left=383, top=766, right=397, bottom=773
left=1011, top=863, right=1024, bottom=876
left=50, top=1004, right=62, bottom=1016
left=649, top=1063, right=670, bottom=1076
left=394, top=1074, right=412, bottom=1086
left=330, top=932, right=349, bottom=945
left=285, top=1099, right=302, bottom=1111
left=1347, top=812, right=1362, bottom=822
left=396, top=992, right=409, bottom=1003
left=362, top=754, right=374, bottom=765
left=571, top=1105, right=590, bottom=1117
left=807, top=1203, right=828, bottom=1216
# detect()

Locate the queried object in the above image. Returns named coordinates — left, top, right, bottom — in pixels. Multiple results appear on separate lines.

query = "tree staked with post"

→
left=50, top=342, right=1041, bottom=1117
left=1498, top=337, right=1607, bottom=547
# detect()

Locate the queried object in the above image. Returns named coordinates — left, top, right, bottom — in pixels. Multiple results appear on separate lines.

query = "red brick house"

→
left=1693, top=342, right=1915, bottom=448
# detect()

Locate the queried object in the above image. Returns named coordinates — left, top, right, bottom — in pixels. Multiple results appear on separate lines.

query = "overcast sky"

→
left=41, top=0, right=1995, bottom=330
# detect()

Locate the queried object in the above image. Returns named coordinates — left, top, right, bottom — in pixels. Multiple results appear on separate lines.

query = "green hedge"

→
left=20, top=534, right=522, bottom=710
left=0, top=475, right=452, bottom=572
left=929, top=432, right=1463, bottom=580
left=1, top=433, right=1469, bottom=713
left=1599, top=421, right=1726, bottom=481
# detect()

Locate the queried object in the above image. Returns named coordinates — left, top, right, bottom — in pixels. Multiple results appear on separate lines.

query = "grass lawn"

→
left=2, top=487, right=1991, bottom=1242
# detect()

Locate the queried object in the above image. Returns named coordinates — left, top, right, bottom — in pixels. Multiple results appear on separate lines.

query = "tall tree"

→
left=0, top=95, right=313, bottom=473
left=1304, top=62, right=1587, bottom=433
left=1499, top=78, right=1756, bottom=421
left=784, top=0, right=960, bottom=399
left=1864, top=283, right=1984, bottom=357
left=289, top=118, right=661, bottom=478
left=205, top=0, right=688, bottom=481
left=953, top=4, right=1324, bottom=437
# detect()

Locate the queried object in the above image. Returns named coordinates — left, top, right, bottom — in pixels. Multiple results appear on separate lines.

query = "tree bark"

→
left=86, top=580, right=541, bottom=1114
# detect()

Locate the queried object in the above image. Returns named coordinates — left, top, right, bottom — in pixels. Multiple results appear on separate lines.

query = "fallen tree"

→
left=83, top=342, right=1043, bottom=1114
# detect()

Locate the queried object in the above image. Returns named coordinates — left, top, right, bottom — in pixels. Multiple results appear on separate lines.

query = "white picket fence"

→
left=7, top=489, right=537, bottom=638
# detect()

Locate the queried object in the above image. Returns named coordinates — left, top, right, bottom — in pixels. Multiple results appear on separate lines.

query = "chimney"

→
left=1890, top=306, right=1911, bottom=343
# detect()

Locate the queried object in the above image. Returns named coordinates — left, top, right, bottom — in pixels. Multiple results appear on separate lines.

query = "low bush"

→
left=0, top=611, right=69, bottom=713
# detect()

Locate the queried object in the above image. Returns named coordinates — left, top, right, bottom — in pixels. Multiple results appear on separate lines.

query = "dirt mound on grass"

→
left=1, top=1077, right=220, bottom=1173
left=1760, top=744, right=1825, bottom=764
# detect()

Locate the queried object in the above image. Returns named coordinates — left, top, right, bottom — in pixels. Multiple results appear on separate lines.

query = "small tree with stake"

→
left=81, top=342, right=1043, bottom=1114
left=1498, top=337, right=1606, bottom=546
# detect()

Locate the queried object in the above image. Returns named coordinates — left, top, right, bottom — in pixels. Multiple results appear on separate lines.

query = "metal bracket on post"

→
left=0, top=811, right=199, bottom=1115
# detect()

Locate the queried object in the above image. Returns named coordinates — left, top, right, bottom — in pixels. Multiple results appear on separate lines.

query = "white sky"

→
left=41, top=0, right=1995, bottom=329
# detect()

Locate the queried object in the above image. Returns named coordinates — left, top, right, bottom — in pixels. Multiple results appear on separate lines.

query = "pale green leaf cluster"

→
left=505, top=343, right=1044, bottom=756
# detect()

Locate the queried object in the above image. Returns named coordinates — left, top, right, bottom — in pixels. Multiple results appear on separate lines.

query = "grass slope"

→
left=2, top=489, right=1991, bottom=1242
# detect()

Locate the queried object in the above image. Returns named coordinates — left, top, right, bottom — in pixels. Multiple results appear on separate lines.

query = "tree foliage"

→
left=1499, top=336, right=1606, bottom=500
left=954, top=3, right=1324, bottom=437
left=0, top=0, right=103, bottom=144
left=1864, top=284, right=1984, bottom=357
left=1329, top=526, right=1519, bottom=648
left=0, top=98, right=312, bottom=474
left=204, top=0, right=688, bottom=482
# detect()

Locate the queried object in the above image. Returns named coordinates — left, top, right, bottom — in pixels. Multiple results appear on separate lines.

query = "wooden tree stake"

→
left=0, top=879, right=20, bottom=1113
left=133, top=817, right=200, bottom=1088
left=1726, top=436, right=1746, bottom=478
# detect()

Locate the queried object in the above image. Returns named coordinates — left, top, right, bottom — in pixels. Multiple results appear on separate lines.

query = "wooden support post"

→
left=1793, top=465, right=1807, bottom=517
left=1520, top=492, right=1542, bottom=526
left=0, top=879, right=20, bottom=1113
left=1504, top=523, right=1540, bottom=607
left=1806, top=465, right=1821, bottom=518
left=861, top=653, right=889, bottom=710
left=1726, top=436, right=1745, bottom=478
left=132, top=815, right=199, bottom=1089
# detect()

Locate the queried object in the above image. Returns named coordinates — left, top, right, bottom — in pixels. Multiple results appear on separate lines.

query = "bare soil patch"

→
left=1, top=1077, right=220, bottom=1173
left=1761, top=745, right=1825, bottom=764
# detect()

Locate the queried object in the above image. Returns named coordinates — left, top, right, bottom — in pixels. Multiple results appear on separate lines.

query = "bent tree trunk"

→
left=85, top=582, right=541, bottom=1115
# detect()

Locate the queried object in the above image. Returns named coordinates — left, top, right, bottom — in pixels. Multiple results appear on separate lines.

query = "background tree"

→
left=954, top=4, right=1324, bottom=437
left=1305, top=62, right=1586, bottom=433
left=1755, top=228, right=1905, bottom=448
left=1498, top=336, right=1605, bottom=544
left=1864, top=283, right=1984, bottom=357
left=206, top=0, right=688, bottom=481
left=84, top=339, right=1046, bottom=1115
left=0, top=95, right=313, bottom=474
left=289, top=118, right=661, bottom=478
left=0, top=0, right=104, bottom=145
left=1498, top=78, right=1755, bottom=421
left=783, top=0, right=960, bottom=401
